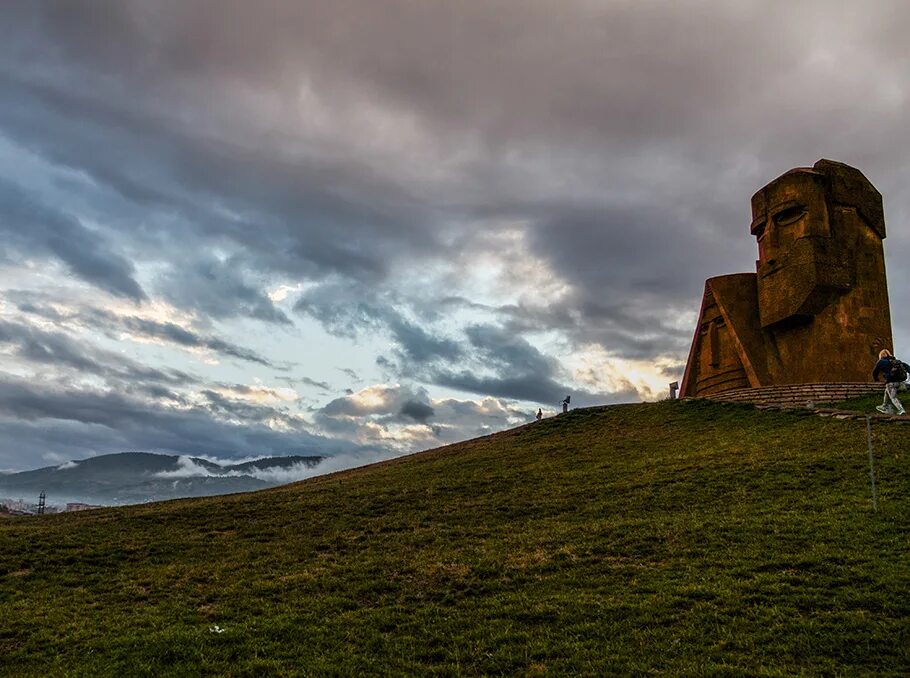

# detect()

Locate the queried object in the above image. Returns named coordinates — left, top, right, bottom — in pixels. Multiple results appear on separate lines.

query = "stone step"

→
left=689, top=382, right=885, bottom=408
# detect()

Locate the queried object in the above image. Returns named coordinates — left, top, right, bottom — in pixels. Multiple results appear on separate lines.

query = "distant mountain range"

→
left=0, top=452, right=325, bottom=507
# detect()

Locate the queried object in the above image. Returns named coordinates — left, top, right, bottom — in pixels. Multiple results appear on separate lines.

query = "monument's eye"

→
left=773, top=205, right=806, bottom=227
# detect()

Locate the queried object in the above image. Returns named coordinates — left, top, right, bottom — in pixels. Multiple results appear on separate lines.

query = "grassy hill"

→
left=1, top=400, right=909, bottom=676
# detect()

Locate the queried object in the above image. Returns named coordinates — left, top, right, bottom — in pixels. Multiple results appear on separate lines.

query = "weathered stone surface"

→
left=681, top=160, right=892, bottom=397
left=700, top=382, right=882, bottom=407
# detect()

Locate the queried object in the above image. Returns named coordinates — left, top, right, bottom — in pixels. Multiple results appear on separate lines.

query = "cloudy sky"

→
left=1, top=1, right=909, bottom=472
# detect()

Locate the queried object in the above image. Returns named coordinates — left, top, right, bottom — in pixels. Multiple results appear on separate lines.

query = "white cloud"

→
left=149, top=451, right=408, bottom=485
left=567, top=344, right=683, bottom=402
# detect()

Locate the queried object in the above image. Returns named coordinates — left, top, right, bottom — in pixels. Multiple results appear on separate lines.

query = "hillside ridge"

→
left=1, top=399, right=908, bottom=676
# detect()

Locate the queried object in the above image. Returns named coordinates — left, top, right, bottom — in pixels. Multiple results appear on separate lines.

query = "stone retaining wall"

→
left=697, top=382, right=883, bottom=408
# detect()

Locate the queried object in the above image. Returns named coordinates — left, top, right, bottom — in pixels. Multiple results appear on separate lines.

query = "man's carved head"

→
left=749, top=159, right=885, bottom=328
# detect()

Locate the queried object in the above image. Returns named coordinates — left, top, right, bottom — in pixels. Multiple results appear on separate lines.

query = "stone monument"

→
left=680, top=159, right=892, bottom=398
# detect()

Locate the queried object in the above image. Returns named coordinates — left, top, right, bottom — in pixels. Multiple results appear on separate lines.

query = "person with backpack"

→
left=872, top=349, right=907, bottom=415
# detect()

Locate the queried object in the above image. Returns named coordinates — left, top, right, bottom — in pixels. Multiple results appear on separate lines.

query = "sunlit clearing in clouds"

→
left=569, top=344, right=684, bottom=401
left=445, top=225, right=571, bottom=309
left=349, top=384, right=398, bottom=411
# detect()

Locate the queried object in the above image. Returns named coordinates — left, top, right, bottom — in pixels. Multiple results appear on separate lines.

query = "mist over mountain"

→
left=0, top=452, right=324, bottom=507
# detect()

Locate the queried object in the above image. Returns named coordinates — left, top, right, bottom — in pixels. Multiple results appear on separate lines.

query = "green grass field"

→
left=1, top=399, right=909, bottom=676
left=832, top=391, right=907, bottom=415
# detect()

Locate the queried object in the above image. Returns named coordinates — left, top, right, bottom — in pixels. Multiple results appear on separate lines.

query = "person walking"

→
left=873, top=349, right=907, bottom=415
left=536, top=408, right=543, bottom=421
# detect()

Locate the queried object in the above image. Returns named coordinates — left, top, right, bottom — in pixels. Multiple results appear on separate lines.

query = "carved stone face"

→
left=750, top=170, right=853, bottom=328
left=682, top=160, right=891, bottom=396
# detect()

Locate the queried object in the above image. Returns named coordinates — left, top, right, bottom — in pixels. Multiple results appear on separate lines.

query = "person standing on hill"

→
left=872, top=349, right=907, bottom=415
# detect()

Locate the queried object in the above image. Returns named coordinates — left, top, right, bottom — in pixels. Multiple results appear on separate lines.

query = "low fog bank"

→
left=0, top=447, right=413, bottom=509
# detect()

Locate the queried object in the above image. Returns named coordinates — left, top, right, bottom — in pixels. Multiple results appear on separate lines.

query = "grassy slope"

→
left=832, top=392, right=903, bottom=414
left=1, top=400, right=909, bottom=676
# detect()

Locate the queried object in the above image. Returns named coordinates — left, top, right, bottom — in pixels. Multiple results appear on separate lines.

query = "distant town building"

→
left=65, top=502, right=102, bottom=512
left=1, top=499, right=36, bottom=514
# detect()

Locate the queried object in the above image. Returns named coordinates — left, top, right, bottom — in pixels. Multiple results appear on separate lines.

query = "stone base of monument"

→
left=689, top=382, right=884, bottom=409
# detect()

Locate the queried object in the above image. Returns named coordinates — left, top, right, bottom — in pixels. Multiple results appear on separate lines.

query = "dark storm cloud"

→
left=0, top=319, right=104, bottom=375
left=429, top=368, right=616, bottom=409
left=386, top=314, right=464, bottom=363
left=398, top=400, right=435, bottom=423
left=414, top=325, right=604, bottom=404
left=159, top=256, right=292, bottom=325
left=199, top=389, right=289, bottom=426
left=0, top=1, right=805, bottom=148
left=525, top=204, right=719, bottom=339
left=338, top=368, right=360, bottom=382
left=131, top=384, right=188, bottom=404
left=413, top=323, right=574, bottom=404
left=0, top=319, right=193, bottom=385
left=4, top=0, right=910, bottom=353
left=14, top=299, right=275, bottom=367
left=463, top=325, right=555, bottom=377
left=320, top=385, right=432, bottom=423
left=275, top=376, right=332, bottom=391
left=303, top=377, right=331, bottom=391
left=427, top=324, right=632, bottom=406
left=0, top=179, right=146, bottom=301
left=430, top=372, right=563, bottom=407
left=0, top=65, right=434, bottom=291
left=295, top=283, right=464, bottom=363
left=298, top=277, right=637, bottom=403
left=112, top=313, right=276, bottom=367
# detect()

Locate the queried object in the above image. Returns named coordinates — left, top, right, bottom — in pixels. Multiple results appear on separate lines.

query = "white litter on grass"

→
left=209, top=625, right=225, bottom=634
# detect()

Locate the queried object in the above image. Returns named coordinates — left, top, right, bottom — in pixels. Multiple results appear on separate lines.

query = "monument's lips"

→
left=680, top=159, right=892, bottom=398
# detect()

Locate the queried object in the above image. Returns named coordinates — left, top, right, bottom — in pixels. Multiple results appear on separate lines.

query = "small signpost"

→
left=865, top=416, right=878, bottom=513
